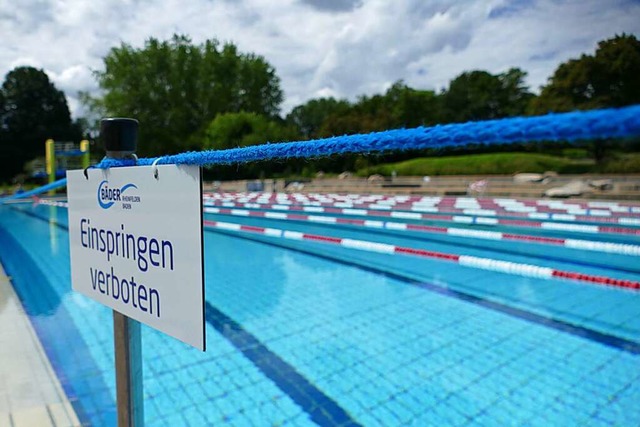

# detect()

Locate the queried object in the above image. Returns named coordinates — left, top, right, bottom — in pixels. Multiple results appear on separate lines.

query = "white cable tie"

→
left=152, top=157, right=163, bottom=179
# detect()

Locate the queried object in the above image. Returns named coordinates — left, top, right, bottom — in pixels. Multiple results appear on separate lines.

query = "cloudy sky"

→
left=1, top=0, right=639, bottom=118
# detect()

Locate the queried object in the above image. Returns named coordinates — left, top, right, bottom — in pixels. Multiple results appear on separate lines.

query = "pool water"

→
left=0, top=201, right=639, bottom=426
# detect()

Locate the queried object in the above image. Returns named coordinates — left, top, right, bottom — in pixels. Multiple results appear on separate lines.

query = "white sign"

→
left=67, top=165, right=205, bottom=351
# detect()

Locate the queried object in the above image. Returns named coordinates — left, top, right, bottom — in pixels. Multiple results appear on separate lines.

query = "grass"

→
left=596, top=153, right=640, bottom=173
left=359, top=152, right=597, bottom=176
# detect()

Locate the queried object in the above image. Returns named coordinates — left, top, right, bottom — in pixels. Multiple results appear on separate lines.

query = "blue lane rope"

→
left=1, top=105, right=639, bottom=204
left=0, top=178, right=68, bottom=204
left=95, top=105, right=640, bottom=169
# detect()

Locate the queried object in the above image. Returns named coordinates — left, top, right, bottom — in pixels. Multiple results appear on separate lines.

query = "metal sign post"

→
left=114, top=312, right=143, bottom=426
left=102, top=118, right=144, bottom=427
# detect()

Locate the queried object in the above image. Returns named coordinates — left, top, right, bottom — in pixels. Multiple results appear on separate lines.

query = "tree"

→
left=286, top=97, right=351, bottom=139
left=285, top=82, right=444, bottom=173
left=528, top=34, right=640, bottom=163
left=203, top=112, right=296, bottom=150
left=529, top=34, right=640, bottom=113
left=202, top=112, right=298, bottom=179
left=383, top=81, right=441, bottom=127
left=441, top=68, right=533, bottom=122
left=90, top=35, right=284, bottom=156
left=314, top=81, right=442, bottom=139
left=0, top=66, right=78, bottom=182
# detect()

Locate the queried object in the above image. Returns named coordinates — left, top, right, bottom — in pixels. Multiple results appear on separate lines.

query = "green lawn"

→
left=596, top=152, right=640, bottom=173
left=359, top=152, right=603, bottom=176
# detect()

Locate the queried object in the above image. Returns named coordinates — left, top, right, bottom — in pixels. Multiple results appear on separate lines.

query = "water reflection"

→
left=49, top=204, right=58, bottom=254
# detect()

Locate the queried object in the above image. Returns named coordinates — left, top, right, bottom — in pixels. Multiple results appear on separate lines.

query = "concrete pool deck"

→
left=0, top=264, right=80, bottom=427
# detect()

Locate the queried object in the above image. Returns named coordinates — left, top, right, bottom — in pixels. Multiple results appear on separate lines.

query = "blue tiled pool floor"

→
left=0, top=203, right=639, bottom=426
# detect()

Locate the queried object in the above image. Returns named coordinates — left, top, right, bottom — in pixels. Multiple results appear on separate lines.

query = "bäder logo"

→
left=97, top=180, right=141, bottom=210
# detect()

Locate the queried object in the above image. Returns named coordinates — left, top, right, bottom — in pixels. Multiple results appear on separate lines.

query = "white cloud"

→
left=0, top=0, right=638, bottom=119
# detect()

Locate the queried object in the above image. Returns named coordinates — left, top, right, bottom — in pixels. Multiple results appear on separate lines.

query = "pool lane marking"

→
left=205, top=303, right=362, bottom=427
left=38, top=201, right=640, bottom=256
left=202, top=196, right=640, bottom=224
left=202, top=207, right=640, bottom=257
left=13, top=206, right=362, bottom=427
left=37, top=199, right=640, bottom=238
left=203, top=220, right=640, bottom=291
left=210, top=192, right=640, bottom=210
left=207, top=226, right=640, bottom=357
left=25, top=203, right=640, bottom=287
left=205, top=198, right=640, bottom=225
left=204, top=192, right=640, bottom=215
left=202, top=201, right=640, bottom=236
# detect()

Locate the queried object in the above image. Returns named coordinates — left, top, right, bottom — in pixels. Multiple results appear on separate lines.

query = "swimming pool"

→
left=0, top=195, right=639, bottom=426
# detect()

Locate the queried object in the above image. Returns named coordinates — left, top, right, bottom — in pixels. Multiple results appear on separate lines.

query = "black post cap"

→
left=101, top=118, right=138, bottom=152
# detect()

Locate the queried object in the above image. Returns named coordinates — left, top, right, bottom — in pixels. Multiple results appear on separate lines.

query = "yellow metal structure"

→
left=45, top=139, right=55, bottom=196
left=44, top=139, right=90, bottom=196
left=80, top=140, right=90, bottom=169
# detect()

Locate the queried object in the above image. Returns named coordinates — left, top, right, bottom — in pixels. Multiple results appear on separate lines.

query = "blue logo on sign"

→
left=98, top=180, right=138, bottom=209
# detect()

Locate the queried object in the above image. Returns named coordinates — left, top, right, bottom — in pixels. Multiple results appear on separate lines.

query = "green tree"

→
left=203, top=112, right=297, bottom=150
left=529, top=34, right=640, bottom=163
left=295, top=82, right=443, bottom=173
left=441, top=68, right=533, bottom=122
left=0, top=66, right=78, bottom=182
left=316, top=81, right=442, bottom=138
left=90, top=35, right=284, bottom=156
left=383, top=81, right=441, bottom=127
left=286, top=97, right=351, bottom=139
left=202, top=112, right=298, bottom=179
left=530, top=34, right=640, bottom=113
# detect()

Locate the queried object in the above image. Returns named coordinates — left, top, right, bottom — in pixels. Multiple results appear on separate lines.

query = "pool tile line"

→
left=205, top=302, right=363, bottom=427
left=207, top=228, right=640, bottom=356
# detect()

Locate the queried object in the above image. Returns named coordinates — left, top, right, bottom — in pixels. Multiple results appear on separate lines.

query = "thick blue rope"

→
left=0, top=178, right=68, bottom=203
left=96, top=105, right=640, bottom=169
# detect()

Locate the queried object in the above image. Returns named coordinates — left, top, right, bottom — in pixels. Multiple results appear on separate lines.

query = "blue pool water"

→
left=0, top=202, right=639, bottom=426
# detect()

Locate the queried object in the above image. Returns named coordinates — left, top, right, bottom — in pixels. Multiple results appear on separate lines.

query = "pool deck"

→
left=0, top=263, right=80, bottom=427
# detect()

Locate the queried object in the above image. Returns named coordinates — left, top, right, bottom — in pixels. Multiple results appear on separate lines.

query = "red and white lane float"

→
left=202, top=200, right=640, bottom=236
left=34, top=199, right=640, bottom=289
left=202, top=207, right=640, bottom=256
left=203, top=219, right=640, bottom=291
left=203, top=194, right=640, bottom=224
left=205, top=192, right=640, bottom=216
left=38, top=198, right=640, bottom=242
left=35, top=199, right=68, bottom=207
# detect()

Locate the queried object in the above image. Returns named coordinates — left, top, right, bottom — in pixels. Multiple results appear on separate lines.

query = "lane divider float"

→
left=203, top=219, right=640, bottom=291
left=205, top=194, right=640, bottom=220
left=205, top=192, right=640, bottom=214
left=202, top=207, right=640, bottom=256
left=39, top=199, right=640, bottom=238
left=202, top=201, right=640, bottom=236
left=205, top=198, right=640, bottom=224
left=34, top=200, right=640, bottom=287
